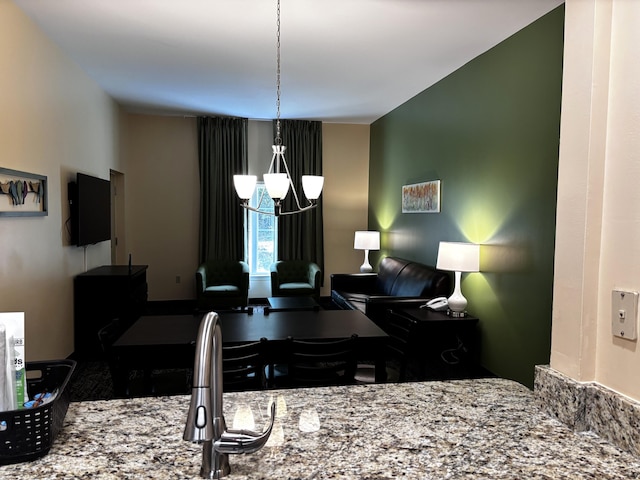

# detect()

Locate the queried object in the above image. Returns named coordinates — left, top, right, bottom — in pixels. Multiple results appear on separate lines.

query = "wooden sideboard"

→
left=73, top=265, right=148, bottom=360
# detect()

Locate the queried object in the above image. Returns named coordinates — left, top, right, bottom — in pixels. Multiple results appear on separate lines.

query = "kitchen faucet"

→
left=184, top=311, right=275, bottom=479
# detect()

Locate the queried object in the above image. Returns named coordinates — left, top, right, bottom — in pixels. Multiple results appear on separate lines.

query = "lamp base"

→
left=359, top=249, right=373, bottom=273
left=360, top=263, right=373, bottom=273
left=447, top=271, right=468, bottom=316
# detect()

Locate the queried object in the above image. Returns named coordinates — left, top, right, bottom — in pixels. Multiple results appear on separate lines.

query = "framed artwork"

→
left=402, top=180, right=440, bottom=213
left=0, top=168, right=48, bottom=217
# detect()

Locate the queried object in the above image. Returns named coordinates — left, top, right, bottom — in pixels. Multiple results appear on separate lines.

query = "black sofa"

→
left=331, top=256, right=451, bottom=325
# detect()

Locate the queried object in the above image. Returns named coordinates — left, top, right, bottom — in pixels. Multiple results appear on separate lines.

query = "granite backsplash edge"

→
left=535, top=364, right=640, bottom=458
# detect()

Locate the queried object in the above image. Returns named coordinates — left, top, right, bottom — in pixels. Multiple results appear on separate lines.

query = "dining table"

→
left=111, top=309, right=389, bottom=394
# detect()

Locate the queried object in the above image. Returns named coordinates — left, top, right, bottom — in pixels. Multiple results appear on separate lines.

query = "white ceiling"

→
left=13, top=0, right=564, bottom=124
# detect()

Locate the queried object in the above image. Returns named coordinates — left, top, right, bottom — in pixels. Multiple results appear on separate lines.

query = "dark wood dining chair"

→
left=223, top=338, right=268, bottom=392
left=285, top=334, right=358, bottom=388
left=354, top=309, right=416, bottom=383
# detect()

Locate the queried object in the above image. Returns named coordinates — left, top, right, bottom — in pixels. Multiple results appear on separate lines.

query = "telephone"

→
left=420, top=296, right=449, bottom=311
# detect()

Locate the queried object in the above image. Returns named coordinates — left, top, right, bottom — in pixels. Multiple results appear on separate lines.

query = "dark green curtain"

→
left=275, top=119, right=324, bottom=280
left=198, top=116, right=248, bottom=263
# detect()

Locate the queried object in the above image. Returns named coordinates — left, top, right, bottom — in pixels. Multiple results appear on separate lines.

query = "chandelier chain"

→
left=275, top=0, right=282, bottom=145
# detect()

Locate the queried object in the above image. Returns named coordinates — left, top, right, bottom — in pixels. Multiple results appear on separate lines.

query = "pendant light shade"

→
left=233, top=175, right=257, bottom=200
left=263, top=173, right=290, bottom=200
left=302, top=175, right=324, bottom=200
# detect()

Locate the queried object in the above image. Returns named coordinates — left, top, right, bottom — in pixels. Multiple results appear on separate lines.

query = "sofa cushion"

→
left=390, top=261, right=446, bottom=297
left=375, top=257, right=409, bottom=295
left=276, top=261, right=314, bottom=283
left=204, top=285, right=240, bottom=297
left=278, top=282, right=315, bottom=296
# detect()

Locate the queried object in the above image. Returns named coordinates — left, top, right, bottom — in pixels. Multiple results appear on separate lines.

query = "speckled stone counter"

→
left=2, top=378, right=640, bottom=479
left=535, top=364, right=640, bottom=459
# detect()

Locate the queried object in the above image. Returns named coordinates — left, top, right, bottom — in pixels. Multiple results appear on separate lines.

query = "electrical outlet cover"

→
left=612, top=290, right=639, bottom=340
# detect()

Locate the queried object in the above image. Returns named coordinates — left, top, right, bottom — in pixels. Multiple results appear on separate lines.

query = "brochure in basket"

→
left=0, top=313, right=27, bottom=410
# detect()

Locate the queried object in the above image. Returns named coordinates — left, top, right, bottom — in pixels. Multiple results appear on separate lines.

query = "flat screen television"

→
left=68, top=173, right=111, bottom=246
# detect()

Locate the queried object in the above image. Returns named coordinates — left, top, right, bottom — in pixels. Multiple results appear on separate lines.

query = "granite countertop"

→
left=2, top=378, right=640, bottom=479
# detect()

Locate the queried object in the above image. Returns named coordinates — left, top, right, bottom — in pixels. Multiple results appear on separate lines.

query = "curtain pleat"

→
left=198, top=116, right=248, bottom=263
left=276, top=119, right=324, bottom=283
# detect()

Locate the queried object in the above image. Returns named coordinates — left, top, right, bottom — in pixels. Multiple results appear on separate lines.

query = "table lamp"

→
left=436, top=241, right=480, bottom=317
left=354, top=231, right=380, bottom=273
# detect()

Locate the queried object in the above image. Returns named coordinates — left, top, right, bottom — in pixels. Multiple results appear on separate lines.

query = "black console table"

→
left=393, top=307, right=481, bottom=380
left=74, top=265, right=148, bottom=359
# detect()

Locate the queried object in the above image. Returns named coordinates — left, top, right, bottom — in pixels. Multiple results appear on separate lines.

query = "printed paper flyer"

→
left=0, top=312, right=27, bottom=408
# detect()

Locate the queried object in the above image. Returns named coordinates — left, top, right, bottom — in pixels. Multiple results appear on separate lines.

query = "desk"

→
left=112, top=310, right=389, bottom=394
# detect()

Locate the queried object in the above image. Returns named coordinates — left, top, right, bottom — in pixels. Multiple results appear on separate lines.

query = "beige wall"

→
left=552, top=0, right=640, bottom=400
left=321, top=124, right=370, bottom=294
left=123, top=114, right=200, bottom=301
left=0, top=0, right=121, bottom=360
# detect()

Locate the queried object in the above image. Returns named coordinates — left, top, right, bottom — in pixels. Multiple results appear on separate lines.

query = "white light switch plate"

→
left=612, top=290, right=638, bottom=340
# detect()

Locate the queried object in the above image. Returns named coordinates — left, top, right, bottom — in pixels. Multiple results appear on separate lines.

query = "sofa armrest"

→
left=330, top=273, right=378, bottom=294
left=240, top=261, right=250, bottom=292
left=308, top=262, right=321, bottom=286
left=364, top=296, right=432, bottom=325
left=365, top=296, right=430, bottom=308
left=196, top=265, right=206, bottom=294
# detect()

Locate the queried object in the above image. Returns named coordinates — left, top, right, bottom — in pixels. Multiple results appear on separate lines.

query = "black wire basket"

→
left=0, top=359, right=76, bottom=465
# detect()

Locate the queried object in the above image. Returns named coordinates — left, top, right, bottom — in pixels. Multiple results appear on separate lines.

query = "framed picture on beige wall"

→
left=0, top=168, right=48, bottom=217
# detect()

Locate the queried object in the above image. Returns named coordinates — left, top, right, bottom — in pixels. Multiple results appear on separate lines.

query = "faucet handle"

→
left=215, top=402, right=276, bottom=454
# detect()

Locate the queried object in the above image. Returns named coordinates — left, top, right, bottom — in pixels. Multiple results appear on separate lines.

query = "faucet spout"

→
left=184, top=312, right=275, bottom=479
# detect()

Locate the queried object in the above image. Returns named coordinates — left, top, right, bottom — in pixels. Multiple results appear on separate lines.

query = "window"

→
left=247, top=183, right=277, bottom=275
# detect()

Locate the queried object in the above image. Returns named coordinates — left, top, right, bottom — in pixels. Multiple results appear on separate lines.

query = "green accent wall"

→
left=368, top=6, right=564, bottom=388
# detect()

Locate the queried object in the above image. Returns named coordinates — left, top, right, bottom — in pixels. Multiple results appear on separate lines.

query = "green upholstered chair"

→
left=196, top=260, right=250, bottom=311
left=270, top=260, right=321, bottom=301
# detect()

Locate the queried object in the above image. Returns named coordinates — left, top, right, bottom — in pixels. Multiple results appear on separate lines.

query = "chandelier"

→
left=233, top=0, right=324, bottom=217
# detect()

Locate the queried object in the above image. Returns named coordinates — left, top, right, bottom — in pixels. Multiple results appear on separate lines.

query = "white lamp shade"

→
left=354, top=231, right=381, bottom=251
left=436, top=242, right=480, bottom=272
left=302, top=175, right=324, bottom=200
left=233, top=175, right=257, bottom=200
left=264, top=173, right=290, bottom=200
